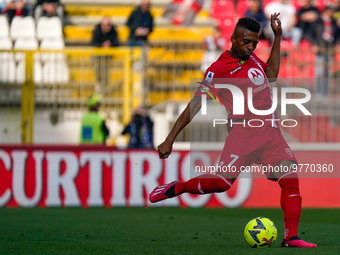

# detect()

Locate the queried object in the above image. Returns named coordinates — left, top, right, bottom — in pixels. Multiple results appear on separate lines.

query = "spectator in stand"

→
left=309, top=5, right=340, bottom=97
left=92, top=17, right=119, bottom=48
left=296, top=0, right=320, bottom=44
left=201, top=27, right=226, bottom=73
left=122, top=107, right=154, bottom=149
left=91, top=17, right=119, bottom=94
left=5, top=0, right=29, bottom=24
left=34, top=0, right=64, bottom=25
left=245, top=0, right=268, bottom=41
left=264, top=0, right=302, bottom=47
left=126, top=0, right=154, bottom=47
left=80, top=94, right=110, bottom=144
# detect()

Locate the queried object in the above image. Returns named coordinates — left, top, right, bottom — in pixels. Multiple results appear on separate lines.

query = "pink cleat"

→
left=149, top=181, right=179, bottom=203
left=281, top=236, right=317, bottom=248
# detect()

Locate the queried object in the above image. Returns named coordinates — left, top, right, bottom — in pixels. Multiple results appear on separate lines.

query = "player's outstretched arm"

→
left=265, top=13, right=282, bottom=82
left=158, top=96, right=202, bottom=159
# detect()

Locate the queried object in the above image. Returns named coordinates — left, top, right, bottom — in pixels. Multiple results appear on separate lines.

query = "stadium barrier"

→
left=0, top=47, right=142, bottom=144
left=64, top=26, right=214, bottom=45
left=0, top=145, right=339, bottom=208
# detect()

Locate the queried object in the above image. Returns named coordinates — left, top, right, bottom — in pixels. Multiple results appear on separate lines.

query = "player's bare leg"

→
left=149, top=172, right=236, bottom=203
left=270, top=160, right=317, bottom=248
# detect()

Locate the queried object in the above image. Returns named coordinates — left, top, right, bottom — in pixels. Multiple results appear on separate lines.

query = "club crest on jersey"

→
left=205, top=71, right=214, bottom=84
left=248, top=68, right=265, bottom=86
left=285, top=148, right=294, bottom=158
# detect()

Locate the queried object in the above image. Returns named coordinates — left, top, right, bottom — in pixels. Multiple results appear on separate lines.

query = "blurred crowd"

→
left=2, top=0, right=340, bottom=98
left=201, top=0, right=340, bottom=98
left=0, top=0, right=64, bottom=25
left=202, top=0, right=340, bottom=55
left=3, top=0, right=338, bottom=51
left=243, top=0, right=340, bottom=49
left=245, top=0, right=340, bottom=98
left=90, top=0, right=154, bottom=48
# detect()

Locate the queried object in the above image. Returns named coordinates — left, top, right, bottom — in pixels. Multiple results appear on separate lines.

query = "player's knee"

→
left=269, top=160, right=298, bottom=181
left=276, top=171, right=299, bottom=183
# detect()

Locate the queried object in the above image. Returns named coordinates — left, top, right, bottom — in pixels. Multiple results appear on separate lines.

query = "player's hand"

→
left=158, top=140, right=173, bottom=159
left=270, top=13, right=282, bottom=37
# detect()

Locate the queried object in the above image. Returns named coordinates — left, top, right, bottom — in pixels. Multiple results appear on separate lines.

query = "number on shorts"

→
left=228, top=154, right=239, bottom=166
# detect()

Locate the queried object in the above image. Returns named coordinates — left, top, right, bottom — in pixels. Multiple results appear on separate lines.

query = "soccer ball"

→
left=244, top=217, right=277, bottom=248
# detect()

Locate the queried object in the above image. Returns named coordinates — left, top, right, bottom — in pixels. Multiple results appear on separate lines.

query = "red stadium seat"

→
left=281, top=39, right=294, bottom=51
left=293, top=65, right=302, bottom=78
left=217, top=18, right=236, bottom=38
left=279, top=64, right=288, bottom=78
left=211, top=0, right=237, bottom=41
left=262, top=0, right=273, bottom=8
left=292, top=0, right=303, bottom=10
left=334, top=53, right=340, bottom=74
left=315, top=0, right=326, bottom=11
left=300, top=64, right=315, bottom=78
left=254, top=39, right=270, bottom=60
left=236, top=0, right=250, bottom=18
left=335, top=52, right=340, bottom=62
left=211, top=0, right=235, bottom=19
left=299, top=39, right=312, bottom=49
left=294, top=40, right=315, bottom=78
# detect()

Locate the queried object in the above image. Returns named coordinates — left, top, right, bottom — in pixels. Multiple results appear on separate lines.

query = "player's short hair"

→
left=233, top=17, right=261, bottom=35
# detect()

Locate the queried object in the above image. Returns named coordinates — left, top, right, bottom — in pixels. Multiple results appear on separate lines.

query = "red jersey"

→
left=195, top=51, right=279, bottom=128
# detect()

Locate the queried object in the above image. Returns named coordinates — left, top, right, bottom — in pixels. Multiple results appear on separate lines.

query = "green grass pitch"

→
left=0, top=208, right=339, bottom=254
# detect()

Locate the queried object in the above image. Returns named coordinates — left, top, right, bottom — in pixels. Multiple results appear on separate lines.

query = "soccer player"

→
left=149, top=14, right=317, bottom=248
